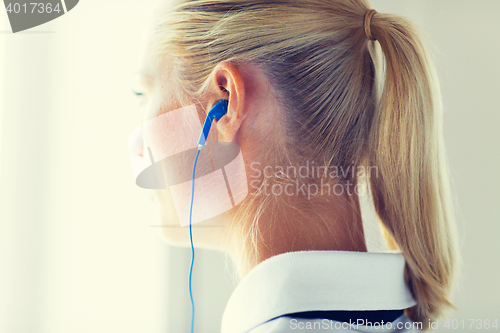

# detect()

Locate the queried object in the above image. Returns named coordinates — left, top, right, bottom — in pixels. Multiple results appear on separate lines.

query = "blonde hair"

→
left=152, top=0, right=459, bottom=327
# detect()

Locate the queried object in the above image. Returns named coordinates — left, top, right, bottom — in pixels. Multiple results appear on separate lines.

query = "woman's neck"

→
left=230, top=189, right=368, bottom=278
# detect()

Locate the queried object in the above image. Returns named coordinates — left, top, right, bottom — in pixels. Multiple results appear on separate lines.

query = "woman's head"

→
left=135, top=0, right=459, bottom=327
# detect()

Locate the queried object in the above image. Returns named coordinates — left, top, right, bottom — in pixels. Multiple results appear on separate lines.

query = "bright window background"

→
left=1, top=1, right=499, bottom=333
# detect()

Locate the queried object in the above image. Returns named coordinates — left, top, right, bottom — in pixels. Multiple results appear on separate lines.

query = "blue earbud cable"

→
left=188, top=100, right=227, bottom=333
left=188, top=148, right=201, bottom=333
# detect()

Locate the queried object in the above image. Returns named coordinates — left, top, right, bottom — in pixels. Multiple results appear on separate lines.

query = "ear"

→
left=208, top=62, right=246, bottom=143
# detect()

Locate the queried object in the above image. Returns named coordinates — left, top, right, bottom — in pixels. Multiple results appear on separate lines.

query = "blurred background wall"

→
left=0, top=1, right=498, bottom=332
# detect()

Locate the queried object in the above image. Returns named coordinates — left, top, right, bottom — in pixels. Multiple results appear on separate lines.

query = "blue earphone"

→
left=197, top=99, right=229, bottom=148
left=189, top=100, right=228, bottom=333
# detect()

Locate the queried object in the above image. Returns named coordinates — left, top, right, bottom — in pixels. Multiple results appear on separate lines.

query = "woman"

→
left=132, top=0, right=459, bottom=331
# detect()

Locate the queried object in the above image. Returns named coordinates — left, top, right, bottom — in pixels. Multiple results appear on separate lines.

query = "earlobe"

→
left=215, top=100, right=241, bottom=142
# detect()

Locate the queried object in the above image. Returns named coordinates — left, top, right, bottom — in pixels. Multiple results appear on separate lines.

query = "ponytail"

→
left=366, top=12, right=459, bottom=327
